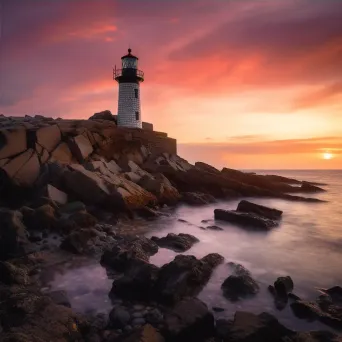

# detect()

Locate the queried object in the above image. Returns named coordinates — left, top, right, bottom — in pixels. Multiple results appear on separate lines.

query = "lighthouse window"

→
left=134, top=89, right=139, bottom=98
left=135, top=111, right=140, bottom=120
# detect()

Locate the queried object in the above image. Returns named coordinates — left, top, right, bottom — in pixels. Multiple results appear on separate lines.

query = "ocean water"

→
left=43, top=170, right=342, bottom=332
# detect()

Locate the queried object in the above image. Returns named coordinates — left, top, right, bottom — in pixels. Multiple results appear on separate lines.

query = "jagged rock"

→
left=0, top=128, right=27, bottom=159
left=136, top=206, right=163, bottom=219
left=139, top=173, right=180, bottom=205
left=117, top=324, right=165, bottom=342
left=101, top=236, right=159, bottom=271
left=155, top=253, right=224, bottom=304
left=63, top=164, right=110, bottom=204
left=43, top=184, right=68, bottom=205
left=0, top=209, right=28, bottom=260
left=1, top=149, right=40, bottom=186
left=0, top=261, right=29, bottom=285
left=182, top=192, right=216, bottom=205
left=163, top=298, right=215, bottom=342
left=50, top=142, right=74, bottom=164
left=216, top=311, right=294, bottom=342
left=89, top=110, right=116, bottom=122
left=23, top=204, right=57, bottom=232
left=151, top=233, right=199, bottom=252
left=291, top=299, right=342, bottom=329
left=214, top=209, right=278, bottom=230
left=221, top=263, right=259, bottom=300
left=274, top=276, right=294, bottom=296
left=36, top=124, right=61, bottom=152
left=301, top=181, right=325, bottom=192
left=69, top=134, right=93, bottom=162
left=195, top=161, right=221, bottom=175
left=237, top=200, right=283, bottom=220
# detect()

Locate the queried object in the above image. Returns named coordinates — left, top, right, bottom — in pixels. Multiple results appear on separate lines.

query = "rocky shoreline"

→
left=0, top=113, right=340, bottom=341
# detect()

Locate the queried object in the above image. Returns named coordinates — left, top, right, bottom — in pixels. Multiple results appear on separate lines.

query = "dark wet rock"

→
left=216, top=311, right=295, bottom=342
left=22, top=204, right=58, bottom=232
left=47, top=290, right=71, bottom=308
left=291, top=300, right=342, bottom=329
left=317, top=293, right=333, bottom=311
left=206, top=225, right=223, bottom=231
left=0, top=261, right=29, bottom=285
left=0, top=208, right=28, bottom=261
left=222, top=263, right=259, bottom=300
left=28, top=230, right=43, bottom=242
left=115, top=324, right=165, bottom=342
left=155, top=253, right=224, bottom=304
left=151, top=233, right=199, bottom=252
left=214, top=209, right=278, bottom=230
left=301, top=181, right=325, bottom=192
left=324, top=286, right=342, bottom=303
left=111, top=261, right=160, bottom=301
left=274, top=276, right=294, bottom=297
left=182, top=192, right=216, bottom=205
left=101, top=236, right=158, bottom=271
left=145, top=308, right=163, bottom=325
left=163, top=298, right=215, bottom=342
left=136, top=206, right=163, bottom=219
left=213, top=307, right=225, bottom=312
left=237, top=200, right=283, bottom=220
left=288, top=293, right=301, bottom=301
left=109, top=306, right=131, bottom=329
left=60, top=201, right=86, bottom=214
left=0, top=286, right=87, bottom=341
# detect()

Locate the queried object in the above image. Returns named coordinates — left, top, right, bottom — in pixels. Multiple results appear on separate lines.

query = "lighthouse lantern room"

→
left=113, top=49, right=144, bottom=128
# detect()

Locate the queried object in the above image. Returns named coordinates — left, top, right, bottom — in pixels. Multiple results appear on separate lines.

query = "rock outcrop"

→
left=151, top=233, right=199, bottom=252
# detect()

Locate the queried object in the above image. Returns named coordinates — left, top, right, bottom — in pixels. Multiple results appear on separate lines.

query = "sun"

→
left=323, top=152, right=333, bottom=160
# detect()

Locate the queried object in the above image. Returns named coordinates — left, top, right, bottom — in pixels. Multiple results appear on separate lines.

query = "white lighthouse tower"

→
left=113, top=49, right=144, bottom=128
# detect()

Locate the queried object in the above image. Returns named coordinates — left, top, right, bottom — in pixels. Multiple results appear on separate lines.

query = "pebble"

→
left=133, top=304, right=145, bottom=311
left=132, top=311, right=144, bottom=318
left=131, top=318, right=146, bottom=326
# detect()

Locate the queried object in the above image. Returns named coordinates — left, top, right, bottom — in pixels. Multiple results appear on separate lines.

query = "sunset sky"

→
left=1, top=0, right=342, bottom=169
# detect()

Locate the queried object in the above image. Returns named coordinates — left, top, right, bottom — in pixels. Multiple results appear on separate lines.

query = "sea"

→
left=42, top=170, right=342, bottom=332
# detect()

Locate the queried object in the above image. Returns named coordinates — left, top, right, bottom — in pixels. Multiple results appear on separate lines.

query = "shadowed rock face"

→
left=237, top=200, right=283, bottom=220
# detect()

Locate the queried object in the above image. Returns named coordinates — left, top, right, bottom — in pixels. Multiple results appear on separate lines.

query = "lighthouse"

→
left=113, top=49, right=144, bottom=128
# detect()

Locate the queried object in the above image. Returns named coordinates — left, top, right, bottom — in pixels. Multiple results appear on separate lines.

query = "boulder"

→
left=151, top=233, right=199, bottom=252
left=214, top=209, right=278, bottom=230
left=47, top=290, right=71, bottom=308
left=274, top=276, right=294, bottom=297
left=182, top=192, right=216, bottom=205
left=216, top=311, right=294, bottom=342
left=221, top=263, right=259, bottom=300
left=63, top=164, right=110, bottom=204
left=0, top=208, right=28, bottom=260
left=237, top=200, right=283, bottom=220
left=22, top=204, right=57, bottom=232
left=43, top=184, right=68, bottom=205
left=195, top=162, right=221, bottom=175
left=109, top=306, right=131, bottom=329
left=139, top=173, right=181, bottom=205
left=117, top=324, right=165, bottom=342
left=163, top=298, right=215, bottom=342
left=110, top=261, right=160, bottom=301
left=68, top=134, right=93, bottom=162
left=1, top=149, right=40, bottom=187
left=0, top=128, right=27, bottom=159
left=155, top=253, right=224, bottom=304
left=50, top=142, right=74, bottom=164
left=36, top=124, right=61, bottom=152
left=101, top=236, right=159, bottom=271
left=89, top=110, right=116, bottom=122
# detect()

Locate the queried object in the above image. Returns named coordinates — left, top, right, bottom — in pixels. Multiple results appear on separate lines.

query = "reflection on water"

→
left=43, top=170, right=342, bottom=331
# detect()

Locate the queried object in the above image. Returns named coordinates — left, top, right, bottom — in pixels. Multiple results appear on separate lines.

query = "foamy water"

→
left=43, top=170, right=342, bottom=332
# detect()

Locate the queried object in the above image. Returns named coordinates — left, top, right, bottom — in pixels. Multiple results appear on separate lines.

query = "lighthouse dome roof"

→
left=121, top=48, right=138, bottom=60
